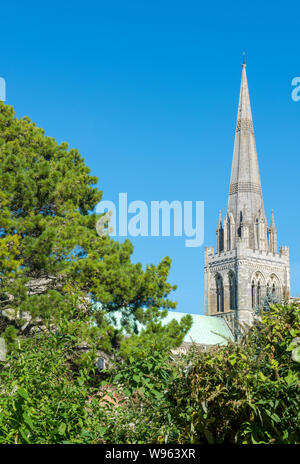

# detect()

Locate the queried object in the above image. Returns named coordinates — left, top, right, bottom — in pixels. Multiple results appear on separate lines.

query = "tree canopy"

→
left=0, top=101, right=191, bottom=356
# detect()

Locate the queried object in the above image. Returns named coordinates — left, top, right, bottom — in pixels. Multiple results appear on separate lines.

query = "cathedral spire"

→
left=227, top=61, right=266, bottom=248
left=205, top=62, right=290, bottom=327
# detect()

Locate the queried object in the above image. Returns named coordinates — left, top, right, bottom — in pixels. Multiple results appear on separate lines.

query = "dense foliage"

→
left=0, top=102, right=299, bottom=444
left=103, top=303, right=300, bottom=444
left=0, top=302, right=299, bottom=443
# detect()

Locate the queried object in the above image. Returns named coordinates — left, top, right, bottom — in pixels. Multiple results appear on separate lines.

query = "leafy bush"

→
left=100, top=303, right=300, bottom=444
left=1, top=302, right=299, bottom=444
left=0, top=332, right=108, bottom=443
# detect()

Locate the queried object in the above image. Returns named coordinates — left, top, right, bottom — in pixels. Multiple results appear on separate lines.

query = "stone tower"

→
left=204, top=61, right=290, bottom=329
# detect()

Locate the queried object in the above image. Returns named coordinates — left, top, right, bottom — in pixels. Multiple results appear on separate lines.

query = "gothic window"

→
left=267, top=274, right=281, bottom=302
left=216, top=275, right=224, bottom=313
left=229, top=273, right=236, bottom=310
left=251, top=280, right=255, bottom=308
left=257, top=281, right=261, bottom=307
left=252, top=273, right=265, bottom=309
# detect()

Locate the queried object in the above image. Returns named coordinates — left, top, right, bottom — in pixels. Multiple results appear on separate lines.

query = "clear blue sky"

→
left=1, top=1, right=300, bottom=314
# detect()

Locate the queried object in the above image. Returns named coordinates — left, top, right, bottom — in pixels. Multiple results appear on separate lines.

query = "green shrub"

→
left=0, top=333, right=109, bottom=444
left=101, top=303, right=300, bottom=444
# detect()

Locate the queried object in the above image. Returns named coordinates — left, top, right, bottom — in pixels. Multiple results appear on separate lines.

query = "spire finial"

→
left=242, top=51, right=246, bottom=66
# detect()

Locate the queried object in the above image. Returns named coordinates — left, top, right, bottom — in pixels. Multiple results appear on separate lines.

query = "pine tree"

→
left=0, top=101, right=189, bottom=358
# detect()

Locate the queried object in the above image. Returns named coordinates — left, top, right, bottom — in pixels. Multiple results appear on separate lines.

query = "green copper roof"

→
left=163, top=311, right=233, bottom=345
left=104, top=308, right=233, bottom=346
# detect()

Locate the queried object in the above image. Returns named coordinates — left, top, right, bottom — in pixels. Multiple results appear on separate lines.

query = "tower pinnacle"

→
left=270, top=209, right=276, bottom=227
left=218, top=210, right=222, bottom=226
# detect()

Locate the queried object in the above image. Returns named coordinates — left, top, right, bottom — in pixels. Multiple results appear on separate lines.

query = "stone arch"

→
left=266, top=273, right=282, bottom=300
left=251, top=271, right=266, bottom=308
left=251, top=270, right=266, bottom=284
